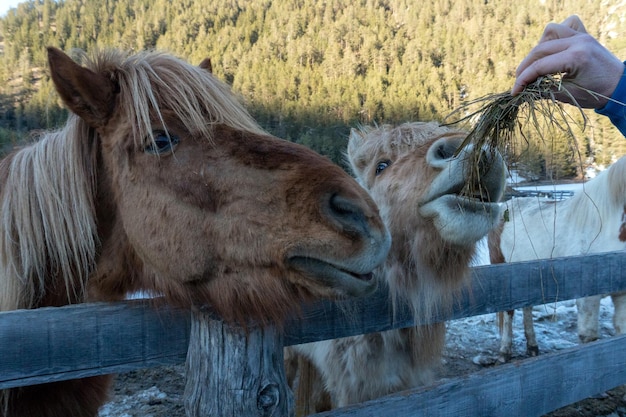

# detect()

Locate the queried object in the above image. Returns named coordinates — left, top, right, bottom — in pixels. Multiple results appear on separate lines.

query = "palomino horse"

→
left=490, top=155, right=626, bottom=362
left=287, top=122, right=506, bottom=410
left=0, top=47, right=390, bottom=417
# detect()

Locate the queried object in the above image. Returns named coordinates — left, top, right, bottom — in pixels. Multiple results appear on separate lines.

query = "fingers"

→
left=538, top=22, right=576, bottom=44
left=512, top=16, right=587, bottom=96
left=516, top=38, right=568, bottom=76
left=513, top=39, right=573, bottom=95
left=537, top=16, right=586, bottom=45
left=512, top=52, right=572, bottom=96
left=515, top=28, right=573, bottom=83
left=561, top=15, right=587, bottom=33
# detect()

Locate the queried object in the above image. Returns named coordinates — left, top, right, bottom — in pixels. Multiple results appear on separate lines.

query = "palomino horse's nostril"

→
left=479, top=147, right=498, bottom=166
left=427, top=136, right=466, bottom=168
left=470, top=147, right=506, bottom=203
left=329, top=194, right=368, bottom=236
left=476, top=149, right=492, bottom=176
left=434, top=139, right=460, bottom=161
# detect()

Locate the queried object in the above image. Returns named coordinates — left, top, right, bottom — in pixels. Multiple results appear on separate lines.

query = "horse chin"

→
left=420, top=195, right=503, bottom=246
left=287, top=257, right=378, bottom=298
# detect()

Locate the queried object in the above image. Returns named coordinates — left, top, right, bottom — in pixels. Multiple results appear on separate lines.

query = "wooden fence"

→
left=1, top=251, right=626, bottom=416
left=506, top=189, right=575, bottom=201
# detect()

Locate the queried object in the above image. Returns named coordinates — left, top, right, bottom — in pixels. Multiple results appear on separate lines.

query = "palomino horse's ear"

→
left=348, top=128, right=366, bottom=151
left=199, top=58, right=213, bottom=73
left=47, top=47, right=118, bottom=129
left=349, top=128, right=365, bottom=141
left=347, top=128, right=368, bottom=175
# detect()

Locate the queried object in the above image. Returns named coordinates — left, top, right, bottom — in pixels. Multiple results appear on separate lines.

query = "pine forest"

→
left=1, top=0, right=625, bottom=180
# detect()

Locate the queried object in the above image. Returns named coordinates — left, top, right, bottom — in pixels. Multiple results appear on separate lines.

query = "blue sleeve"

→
left=595, top=62, right=626, bottom=137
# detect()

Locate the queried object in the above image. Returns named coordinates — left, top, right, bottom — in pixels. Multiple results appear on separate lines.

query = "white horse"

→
left=489, top=155, right=626, bottom=362
left=286, top=122, right=506, bottom=411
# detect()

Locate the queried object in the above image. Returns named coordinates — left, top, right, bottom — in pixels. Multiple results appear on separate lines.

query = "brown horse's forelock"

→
left=80, top=48, right=266, bottom=147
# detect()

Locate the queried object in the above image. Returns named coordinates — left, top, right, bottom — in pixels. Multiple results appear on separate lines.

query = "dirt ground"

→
left=99, top=366, right=187, bottom=417
left=100, top=355, right=626, bottom=417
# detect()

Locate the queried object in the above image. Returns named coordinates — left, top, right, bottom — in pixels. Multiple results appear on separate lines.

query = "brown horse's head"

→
left=0, top=47, right=390, bottom=325
left=348, top=122, right=505, bottom=317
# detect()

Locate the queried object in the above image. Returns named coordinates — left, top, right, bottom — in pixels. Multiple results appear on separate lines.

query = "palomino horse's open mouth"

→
left=443, top=180, right=503, bottom=213
left=417, top=139, right=506, bottom=246
left=420, top=179, right=502, bottom=212
left=433, top=194, right=502, bottom=215
left=419, top=143, right=505, bottom=210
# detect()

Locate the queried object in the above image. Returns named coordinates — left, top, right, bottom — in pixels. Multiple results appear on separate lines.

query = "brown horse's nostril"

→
left=328, top=194, right=369, bottom=237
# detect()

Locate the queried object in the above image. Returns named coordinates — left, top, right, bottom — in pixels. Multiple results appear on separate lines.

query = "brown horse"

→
left=0, top=47, right=390, bottom=417
left=287, top=122, right=506, bottom=410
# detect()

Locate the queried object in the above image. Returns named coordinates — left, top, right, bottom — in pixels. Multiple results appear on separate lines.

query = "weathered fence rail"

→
left=1, top=250, right=626, bottom=416
left=0, top=301, right=190, bottom=389
left=315, top=333, right=626, bottom=417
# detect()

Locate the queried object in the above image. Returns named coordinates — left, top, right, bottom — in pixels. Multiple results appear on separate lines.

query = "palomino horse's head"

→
left=0, top=47, right=390, bottom=324
left=347, top=122, right=505, bottom=315
left=348, top=122, right=505, bottom=248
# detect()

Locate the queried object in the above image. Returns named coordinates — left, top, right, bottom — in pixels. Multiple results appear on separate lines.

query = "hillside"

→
left=1, top=0, right=625, bottom=176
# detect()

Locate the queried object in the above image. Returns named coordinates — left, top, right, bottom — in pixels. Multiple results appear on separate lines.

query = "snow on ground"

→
left=445, top=294, right=616, bottom=367
left=515, top=181, right=585, bottom=194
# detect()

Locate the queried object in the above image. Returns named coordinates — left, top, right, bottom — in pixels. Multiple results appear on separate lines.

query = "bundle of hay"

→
left=443, top=74, right=592, bottom=190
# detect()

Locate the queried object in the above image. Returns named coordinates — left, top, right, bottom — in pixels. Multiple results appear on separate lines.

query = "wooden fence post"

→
left=184, top=306, right=294, bottom=417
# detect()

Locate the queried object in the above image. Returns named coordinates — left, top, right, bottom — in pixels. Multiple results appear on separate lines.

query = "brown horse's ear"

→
left=199, top=58, right=213, bottom=73
left=47, top=46, right=118, bottom=129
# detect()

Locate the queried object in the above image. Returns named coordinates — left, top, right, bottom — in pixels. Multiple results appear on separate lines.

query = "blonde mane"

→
left=0, top=118, right=96, bottom=310
left=0, top=48, right=266, bottom=311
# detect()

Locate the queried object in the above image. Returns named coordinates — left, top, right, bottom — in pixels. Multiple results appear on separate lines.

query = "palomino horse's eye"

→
left=145, top=130, right=180, bottom=155
left=375, top=160, right=390, bottom=176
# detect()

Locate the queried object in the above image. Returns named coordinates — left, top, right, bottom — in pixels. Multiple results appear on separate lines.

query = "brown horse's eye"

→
left=375, top=160, right=390, bottom=176
left=145, top=130, right=179, bottom=155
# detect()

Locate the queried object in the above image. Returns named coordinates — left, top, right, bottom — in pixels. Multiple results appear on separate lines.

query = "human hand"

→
left=512, top=15, right=624, bottom=109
